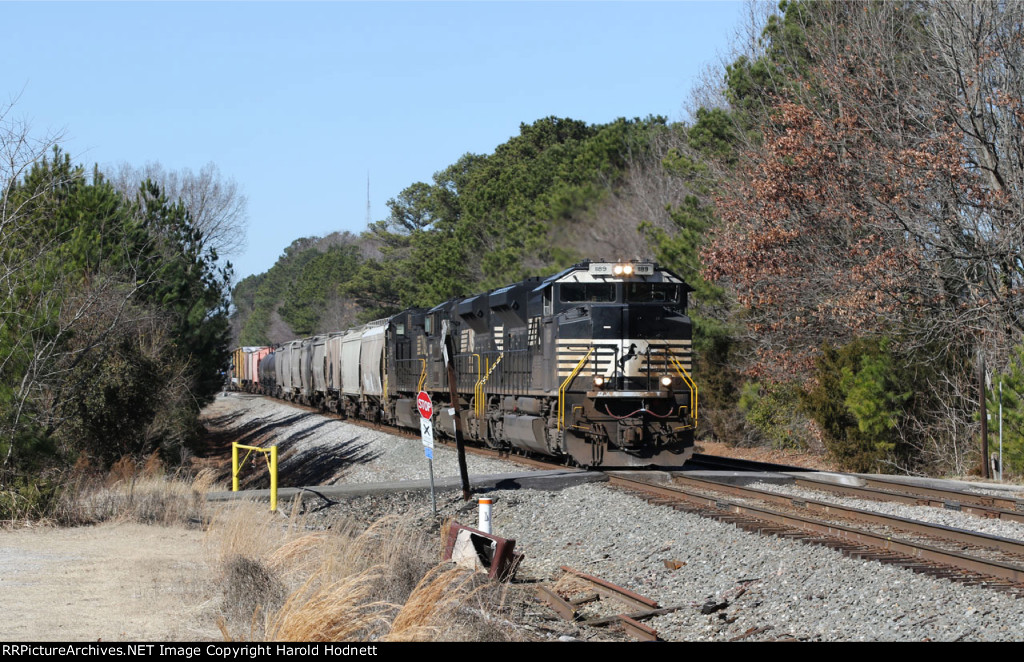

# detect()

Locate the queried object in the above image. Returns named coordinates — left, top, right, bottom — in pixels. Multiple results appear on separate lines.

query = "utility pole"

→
left=366, top=172, right=371, bottom=225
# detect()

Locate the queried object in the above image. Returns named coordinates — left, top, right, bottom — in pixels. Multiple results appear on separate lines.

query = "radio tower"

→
left=366, top=172, right=371, bottom=225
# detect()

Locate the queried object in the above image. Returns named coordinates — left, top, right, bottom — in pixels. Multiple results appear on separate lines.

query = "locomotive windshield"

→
left=625, top=283, right=681, bottom=303
left=559, top=283, right=617, bottom=303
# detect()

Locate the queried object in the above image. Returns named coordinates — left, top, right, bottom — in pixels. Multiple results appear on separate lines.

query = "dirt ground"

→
left=0, top=522, right=221, bottom=642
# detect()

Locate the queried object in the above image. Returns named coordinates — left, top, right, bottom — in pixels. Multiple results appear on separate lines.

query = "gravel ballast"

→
left=205, top=392, right=1024, bottom=642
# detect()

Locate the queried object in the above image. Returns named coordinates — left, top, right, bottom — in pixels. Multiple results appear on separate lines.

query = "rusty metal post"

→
left=443, top=322, right=471, bottom=500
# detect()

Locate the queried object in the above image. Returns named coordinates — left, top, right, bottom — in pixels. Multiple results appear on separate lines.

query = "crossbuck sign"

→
left=418, top=391, right=434, bottom=449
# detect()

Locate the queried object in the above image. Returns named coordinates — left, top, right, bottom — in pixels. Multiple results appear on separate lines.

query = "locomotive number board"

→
left=588, top=262, right=655, bottom=276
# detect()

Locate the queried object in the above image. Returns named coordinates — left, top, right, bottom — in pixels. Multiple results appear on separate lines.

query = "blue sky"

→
left=3, top=1, right=746, bottom=281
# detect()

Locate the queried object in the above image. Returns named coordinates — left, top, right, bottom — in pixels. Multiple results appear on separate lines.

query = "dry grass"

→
left=222, top=554, right=287, bottom=626
left=265, top=568, right=391, bottom=641
left=12, top=458, right=534, bottom=642
left=206, top=498, right=292, bottom=570
left=205, top=502, right=533, bottom=642
left=384, top=565, right=480, bottom=641
left=53, top=459, right=221, bottom=527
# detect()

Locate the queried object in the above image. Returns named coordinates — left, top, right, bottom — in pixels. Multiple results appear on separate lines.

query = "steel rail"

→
left=859, top=476, right=1024, bottom=513
left=554, top=566, right=664, bottom=641
left=609, top=474, right=1024, bottom=587
left=672, top=474, right=1024, bottom=558
left=791, top=474, right=1024, bottom=524
left=559, top=566, right=660, bottom=611
left=689, top=453, right=1024, bottom=524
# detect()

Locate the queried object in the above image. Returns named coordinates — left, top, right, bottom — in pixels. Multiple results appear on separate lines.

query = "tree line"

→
left=694, top=0, right=1024, bottom=475
left=234, top=1, right=1024, bottom=478
left=0, top=107, right=240, bottom=518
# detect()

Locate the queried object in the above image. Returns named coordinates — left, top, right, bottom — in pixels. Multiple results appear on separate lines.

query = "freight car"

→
left=228, top=346, right=271, bottom=393
left=241, top=259, right=697, bottom=467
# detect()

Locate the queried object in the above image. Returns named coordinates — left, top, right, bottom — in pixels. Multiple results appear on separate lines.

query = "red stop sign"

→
left=416, top=391, right=433, bottom=419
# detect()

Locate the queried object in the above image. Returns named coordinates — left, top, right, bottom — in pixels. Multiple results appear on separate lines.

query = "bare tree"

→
left=703, top=1, right=1024, bottom=369
left=683, top=0, right=774, bottom=120
left=694, top=1, right=1024, bottom=471
left=108, top=161, right=249, bottom=259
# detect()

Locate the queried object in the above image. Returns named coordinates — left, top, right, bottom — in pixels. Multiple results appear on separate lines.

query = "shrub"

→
left=987, top=344, right=1024, bottom=477
left=804, top=337, right=911, bottom=472
left=738, top=381, right=815, bottom=451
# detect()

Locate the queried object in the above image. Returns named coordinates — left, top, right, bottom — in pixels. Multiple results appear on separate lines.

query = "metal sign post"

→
left=980, top=354, right=990, bottom=479
left=418, top=390, right=437, bottom=516
left=999, top=380, right=1004, bottom=482
left=441, top=320, right=472, bottom=500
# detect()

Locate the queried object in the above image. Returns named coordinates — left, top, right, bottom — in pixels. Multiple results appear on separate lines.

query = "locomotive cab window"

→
left=625, top=283, right=680, bottom=303
left=559, top=283, right=617, bottom=303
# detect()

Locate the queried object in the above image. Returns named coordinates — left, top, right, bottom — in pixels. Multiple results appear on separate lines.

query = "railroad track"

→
left=535, top=566, right=673, bottom=641
left=236, top=392, right=572, bottom=472
left=781, top=474, right=1024, bottom=524
left=688, top=452, right=1024, bottom=524
left=608, top=473, right=1024, bottom=597
left=231, top=393, right=1024, bottom=596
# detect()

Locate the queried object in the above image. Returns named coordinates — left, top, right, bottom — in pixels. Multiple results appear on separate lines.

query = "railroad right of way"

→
left=203, top=392, right=1024, bottom=642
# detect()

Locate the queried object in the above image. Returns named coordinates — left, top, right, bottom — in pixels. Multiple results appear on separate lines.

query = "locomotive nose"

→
left=627, top=304, right=682, bottom=340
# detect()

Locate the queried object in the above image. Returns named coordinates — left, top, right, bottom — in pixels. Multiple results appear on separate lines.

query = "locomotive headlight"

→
left=613, top=265, right=624, bottom=275
left=594, top=376, right=605, bottom=387
left=623, top=264, right=634, bottom=276
left=660, top=375, right=673, bottom=388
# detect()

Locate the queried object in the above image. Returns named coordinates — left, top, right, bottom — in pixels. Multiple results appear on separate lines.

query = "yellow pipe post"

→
left=230, top=441, right=278, bottom=512
left=269, top=445, right=278, bottom=512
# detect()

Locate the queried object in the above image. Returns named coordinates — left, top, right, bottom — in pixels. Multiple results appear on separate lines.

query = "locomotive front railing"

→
left=666, top=351, right=698, bottom=426
left=554, top=342, right=697, bottom=430
left=558, top=347, right=594, bottom=431
left=416, top=358, right=427, bottom=392
left=474, top=352, right=505, bottom=420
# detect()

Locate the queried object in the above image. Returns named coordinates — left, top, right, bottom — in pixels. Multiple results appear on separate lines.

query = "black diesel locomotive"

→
left=245, top=259, right=697, bottom=467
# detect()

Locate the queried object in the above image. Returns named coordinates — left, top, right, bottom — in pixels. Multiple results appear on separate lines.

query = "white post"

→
left=478, top=498, right=492, bottom=534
